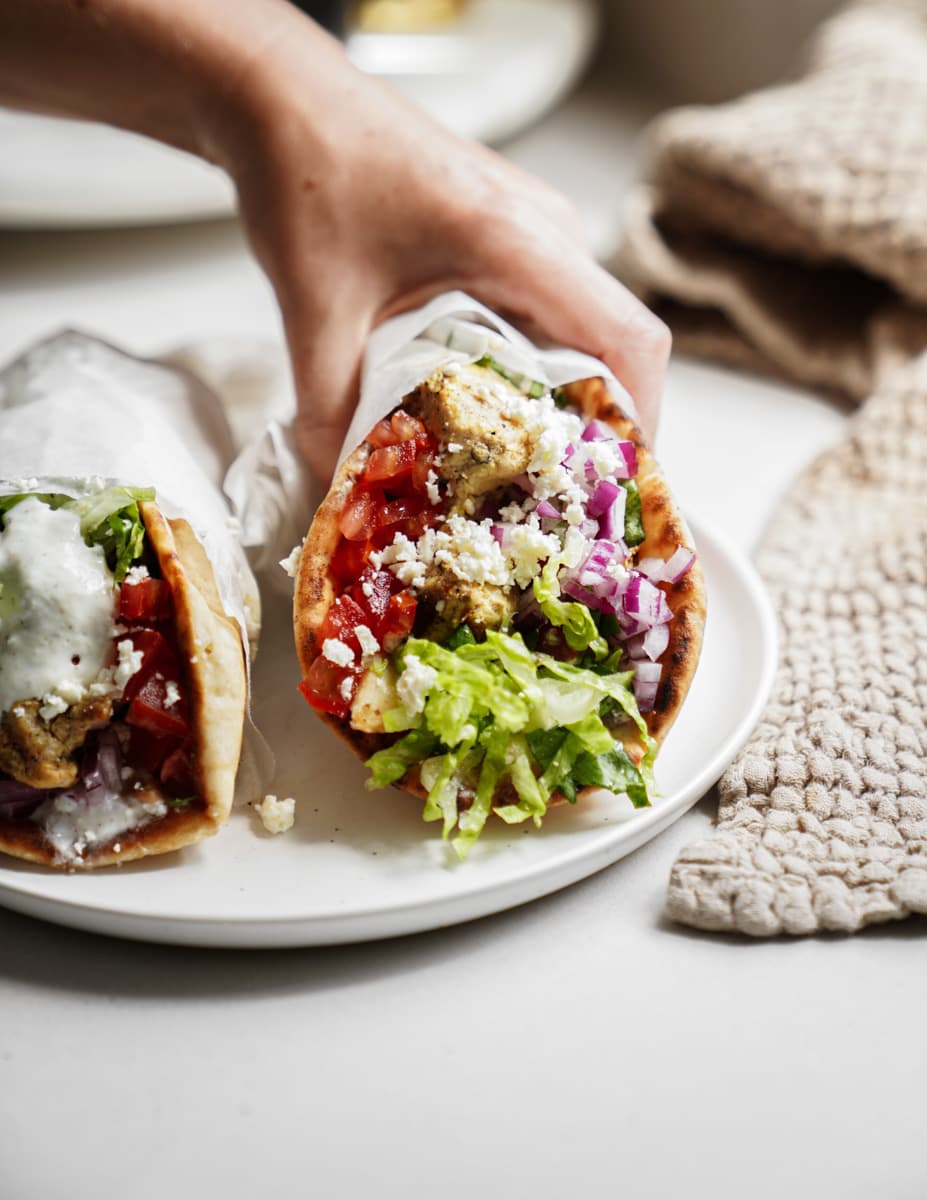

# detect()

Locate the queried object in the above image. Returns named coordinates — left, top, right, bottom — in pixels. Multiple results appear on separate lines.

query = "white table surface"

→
left=1, top=76, right=923, bottom=1200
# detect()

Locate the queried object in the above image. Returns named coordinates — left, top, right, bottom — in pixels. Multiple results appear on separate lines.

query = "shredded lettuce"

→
left=0, top=486, right=154, bottom=584
left=573, top=745, right=650, bottom=809
left=365, top=627, right=655, bottom=857
left=366, top=727, right=440, bottom=789
left=532, top=558, right=608, bottom=659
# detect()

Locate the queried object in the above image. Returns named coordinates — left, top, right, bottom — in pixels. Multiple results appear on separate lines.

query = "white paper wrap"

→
left=340, top=290, right=638, bottom=467
left=0, top=330, right=295, bottom=799
left=0, top=332, right=260, bottom=640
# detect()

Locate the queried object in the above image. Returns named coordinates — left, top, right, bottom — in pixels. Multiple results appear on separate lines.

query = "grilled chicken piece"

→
left=0, top=696, right=114, bottom=789
left=406, top=365, right=532, bottom=505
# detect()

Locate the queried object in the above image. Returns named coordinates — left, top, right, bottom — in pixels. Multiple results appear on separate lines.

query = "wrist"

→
left=198, top=7, right=353, bottom=178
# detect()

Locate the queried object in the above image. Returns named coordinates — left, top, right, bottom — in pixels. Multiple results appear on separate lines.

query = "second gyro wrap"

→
left=0, top=334, right=258, bottom=868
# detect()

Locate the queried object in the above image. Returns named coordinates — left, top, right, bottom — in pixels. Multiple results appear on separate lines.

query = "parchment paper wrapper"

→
left=340, top=290, right=640, bottom=464
left=0, top=330, right=287, bottom=800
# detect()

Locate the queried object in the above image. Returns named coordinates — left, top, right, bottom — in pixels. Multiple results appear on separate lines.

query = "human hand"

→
left=210, top=10, right=670, bottom=480
left=0, top=0, right=670, bottom=482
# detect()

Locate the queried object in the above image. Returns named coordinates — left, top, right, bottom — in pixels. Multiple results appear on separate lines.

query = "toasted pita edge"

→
left=294, top=372, right=706, bottom=809
left=0, top=503, right=247, bottom=870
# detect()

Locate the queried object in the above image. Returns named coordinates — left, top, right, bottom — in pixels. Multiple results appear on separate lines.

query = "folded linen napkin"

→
left=615, top=0, right=927, bottom=934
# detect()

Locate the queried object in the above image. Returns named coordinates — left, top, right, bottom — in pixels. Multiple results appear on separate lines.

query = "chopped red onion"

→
left=588, top=479, right=621, bottom=518
left=490, top=524, right=505, bottom=546
left=599, top=489, right=627, bottom=543
left=0, top=727, right=127, bottom=823
left=617, top=442, right=638, bottom=478
left=0, top=778, right=48, bottom=820
left=535, top=500, right=561, bottom=520
left=626, top=623, right=670, bottom=662
left=581, top=420, right=615, bottom=444
left=634, top=547, right=696, bottom=586
left=664, top=546, right=696, bottom=583
left=633, top=661, right=662, bottom=684
left=636, top=556, right=667, bottom=583
left=632, top=660, right=662, bottom=712
left=618, top=572, right=672, bottom=635
left=81, top=727, right=122, bottom=795
left=562, top=576, right=611, bottom=613
left=586, top=538, right=618, bottom=561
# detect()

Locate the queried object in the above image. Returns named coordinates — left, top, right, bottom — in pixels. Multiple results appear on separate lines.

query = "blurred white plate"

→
left=0, top=516, right=777, bottom=947
left=0, top=0, right=597, bottom=229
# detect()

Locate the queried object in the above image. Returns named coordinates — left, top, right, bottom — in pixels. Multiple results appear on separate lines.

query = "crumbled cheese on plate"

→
left=254, top=794, right=296, bottom=835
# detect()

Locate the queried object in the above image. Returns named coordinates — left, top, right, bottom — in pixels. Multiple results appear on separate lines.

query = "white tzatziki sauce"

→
left=35, top=790, right=168, bottom=864
left=0, top=498, right=115, bottom=714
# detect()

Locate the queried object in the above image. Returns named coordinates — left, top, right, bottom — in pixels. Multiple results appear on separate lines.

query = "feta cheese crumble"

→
left=397, top=654, right=438, bottom=716
left=254, top=793, right=296, bottom=835
left=425, top=470, right=441, bottom=506
left=355, top=624, right=380, bottom=659
left=322, top=638, right=355, bottom=667
left=279, top=541, right=303, bottom=579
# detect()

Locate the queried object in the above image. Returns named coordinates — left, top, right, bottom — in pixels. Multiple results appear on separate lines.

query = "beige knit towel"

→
left=615, top=0, right=927, bottom=934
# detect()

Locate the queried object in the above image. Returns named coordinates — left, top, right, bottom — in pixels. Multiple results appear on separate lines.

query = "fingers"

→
left=284, top=292, right=374, bottom=484
left=466, top=251, right=672, bottom=446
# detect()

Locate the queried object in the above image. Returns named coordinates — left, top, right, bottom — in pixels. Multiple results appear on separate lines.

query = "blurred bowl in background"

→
left=352, top=0, right=466, bottom=32
left=602, top=0, right=843, bottom=104
left=0, top=0, right=597, bottom=230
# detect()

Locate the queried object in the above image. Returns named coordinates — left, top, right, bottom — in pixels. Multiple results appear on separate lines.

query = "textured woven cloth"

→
left=615, top=0, right=927, bottom=934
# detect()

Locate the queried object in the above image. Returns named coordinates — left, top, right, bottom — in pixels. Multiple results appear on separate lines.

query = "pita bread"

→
left=0, top=502, right=247, bottom=869
left=295, top=366, right=706, bottom=822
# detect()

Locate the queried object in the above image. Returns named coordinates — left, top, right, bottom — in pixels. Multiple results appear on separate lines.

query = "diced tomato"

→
left=126, top=725, right=182, bottom=774
left=298, top=657, right=357, bottom=718
left=122, top=630, right=180, bottom=702
left=390, top=410, right=427, bottom=442
left=160, top=745, right=196, bottom=794
left=381, top=590, right=417, bottom=651
left=366, top=417, right=401, bottom=449
left=411, top=447, right=437, bottom=496
left=118, top=577, right=172, bottom=623
left=364, top=439, right=417, bottom=485
left=330, top=537, right=372, bottom=586
left=319, top=594, right=367, bottom=652
left=392, top=511, right=438, bottom=544
left=339, top=485, right=384, bottom=541
left=126, top=674, right=190, bottom=739
left=350, top=568, right=393, bottom=632
left=376, top=494, right=427, bottom=531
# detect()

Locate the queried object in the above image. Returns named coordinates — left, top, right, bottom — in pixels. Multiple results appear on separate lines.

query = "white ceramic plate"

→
left=0, top=516, right=776, bottom=947
left=0, top=0, right=596, bottom=229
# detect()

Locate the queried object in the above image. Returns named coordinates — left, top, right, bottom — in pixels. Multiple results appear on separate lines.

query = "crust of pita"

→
left=294, top=370, right=706, bottom=813
left=0, top=503, right=247, bottom=870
